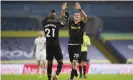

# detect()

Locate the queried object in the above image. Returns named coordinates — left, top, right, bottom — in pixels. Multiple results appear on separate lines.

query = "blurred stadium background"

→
left=1, top=1, right=133, bottom=80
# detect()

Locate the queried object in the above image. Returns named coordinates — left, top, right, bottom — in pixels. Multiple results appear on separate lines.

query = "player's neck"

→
left=39, top=36, right=43, bottom=38
left=49, top=18, right=55, bottom=21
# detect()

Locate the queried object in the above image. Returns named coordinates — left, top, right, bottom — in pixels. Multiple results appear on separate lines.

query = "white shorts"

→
left=35, top=50, right=46, bottom=61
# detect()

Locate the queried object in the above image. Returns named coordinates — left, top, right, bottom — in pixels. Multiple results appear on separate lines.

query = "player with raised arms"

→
left=61, top=2, right=88, bottom=80
left=42, top=10, right=64, bottom=80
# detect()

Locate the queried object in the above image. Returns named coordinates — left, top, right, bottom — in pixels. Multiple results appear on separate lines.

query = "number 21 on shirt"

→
left=45, top=28, right=55, bottom=37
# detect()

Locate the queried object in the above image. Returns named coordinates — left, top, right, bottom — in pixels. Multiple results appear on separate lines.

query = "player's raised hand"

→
left=75, top=2, right=82, bottom=10
left=62, top=2, right=67, bottom=10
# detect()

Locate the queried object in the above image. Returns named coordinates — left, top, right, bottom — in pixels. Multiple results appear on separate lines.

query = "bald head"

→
left=38, top=31, right=44, bottom=37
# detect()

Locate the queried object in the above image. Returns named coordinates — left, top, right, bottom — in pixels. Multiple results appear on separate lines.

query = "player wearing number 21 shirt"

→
left=41, top=10, right=64, bottom=80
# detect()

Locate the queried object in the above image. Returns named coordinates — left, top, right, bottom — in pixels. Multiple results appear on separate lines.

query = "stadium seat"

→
left=105, top=40, right=133, bottom=63
left=1, top=37, right=111, bottom=64
left=1, top=17, right=40, bottom=30
left=100, top=17, right=133, bottom=32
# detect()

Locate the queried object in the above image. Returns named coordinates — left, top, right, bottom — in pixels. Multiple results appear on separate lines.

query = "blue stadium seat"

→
left=105, top=40, right=133, bottom=63
left=1, top=17, right=40, bottom=30
left=100, top=17, right=133, bottom=32
left=1, top=37, right=110, bottom=63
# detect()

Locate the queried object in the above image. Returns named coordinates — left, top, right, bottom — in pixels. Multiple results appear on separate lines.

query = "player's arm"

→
left=75, top=2, right=88, bottom=23
left=61, top=2, right=68, bottom=24
left=33, top=44, right=36, bottom=58
left=85, top=36, right=91, bottom=46
left=33, top=39, right=37, bottom=58
left=42, top=17, right=49, bottom=26
left=43, top=38, right=46, bottom=50
left=61, top=2, right=67, bottom=18
left=41, top=17, right=49, bottom=30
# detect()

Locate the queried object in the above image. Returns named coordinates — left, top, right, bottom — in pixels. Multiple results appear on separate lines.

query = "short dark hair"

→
left=50, top=10, right=55, bottom=13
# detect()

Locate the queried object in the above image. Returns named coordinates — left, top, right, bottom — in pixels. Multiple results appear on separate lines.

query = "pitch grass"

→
left=1, top=74, right=133, bottom=80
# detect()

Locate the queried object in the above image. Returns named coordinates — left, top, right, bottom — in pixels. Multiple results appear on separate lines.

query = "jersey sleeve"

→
left=85, top=36, right=91, bottom=45
left=59, top=21, right=65, bottom=28
left=69, top=19, right=72, bottom=25
left=80, top=21, right=85, bottom=27
left=42, top=17, right=49, bottom=26
left=68, top=19, right=73, bottom=29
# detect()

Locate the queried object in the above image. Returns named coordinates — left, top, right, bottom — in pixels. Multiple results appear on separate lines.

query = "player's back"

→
left=42, top=18, right=64, bottom=44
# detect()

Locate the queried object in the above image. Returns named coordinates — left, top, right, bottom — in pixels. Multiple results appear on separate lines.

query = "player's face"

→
left=74, top=13, right=81, bottom=22
left=39, top=31, right=44, bottom=36
left=49, top=12, right=56, bottom=20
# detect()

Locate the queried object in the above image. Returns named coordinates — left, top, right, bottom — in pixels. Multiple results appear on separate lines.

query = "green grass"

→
left=100, top=33, right=133, bottom=43
left=1, top=74, right=133, bottom=80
